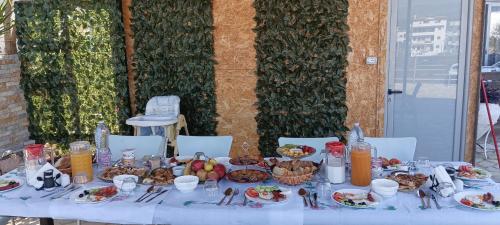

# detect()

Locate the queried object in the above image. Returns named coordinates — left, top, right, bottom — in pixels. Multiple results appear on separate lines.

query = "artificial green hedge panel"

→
left=131, top=0, right=217, bottom=135
left=254, top=0, right=350, bottom=156
left=15, top=0, right=130, bottom=146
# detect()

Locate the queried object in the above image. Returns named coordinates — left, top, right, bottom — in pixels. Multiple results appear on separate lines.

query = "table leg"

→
left=39, top=218, right=54, bottom=225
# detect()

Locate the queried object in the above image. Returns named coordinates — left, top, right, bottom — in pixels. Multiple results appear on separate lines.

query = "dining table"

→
left=0, top=161, right=499, bottom=225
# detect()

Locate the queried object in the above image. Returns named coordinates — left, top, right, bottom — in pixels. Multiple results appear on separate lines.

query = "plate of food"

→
left=245, top=185, right=291, bottom=204
left=71, top=185, right=119, bottom=204
left=0, top=178, right=23, bottom=193
left=386, top=171, right=428, bottom=192
left=98, top=166, right=148, bottom=182
left=227, top=169, right=269, bottom=183
left=457, top=165, right=492, bottom=181
left=167, top=155, right=193, bottom=167
left=379, top=157, right=404, bottom=171
left=256, top=157, right=283, bottom=170
left=276, top=144, right=316, bottom=159
left=332, top=189, right=382, bottom=209
left=272, top=160, right=317, bottom=185
left=454, top=191, right=500, bottom=211
left=142, top=167, right=175, bottom=185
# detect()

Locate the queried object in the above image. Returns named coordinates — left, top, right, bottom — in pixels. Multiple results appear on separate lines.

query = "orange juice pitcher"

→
left=350, top=141, right=372, bottom=186
left=70, top=141, right=93, bottom=182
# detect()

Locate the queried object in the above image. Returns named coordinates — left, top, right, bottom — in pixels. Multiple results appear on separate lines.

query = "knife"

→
left=50, top=186, right=81, bottom=200
left=431, top=194, right=442, bottom=209
left=313, top=192, right=319, bottom=208
left=145, top=190, right=168, bottom=203
left=41, top=184, right=73, bottom=198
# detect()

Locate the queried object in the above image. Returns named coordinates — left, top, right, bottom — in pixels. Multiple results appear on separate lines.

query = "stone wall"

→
left=0, top=28, right=30, bottom=151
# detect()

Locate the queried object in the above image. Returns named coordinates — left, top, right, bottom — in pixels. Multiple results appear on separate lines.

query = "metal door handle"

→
left=388, top=89, right=403, bottom=95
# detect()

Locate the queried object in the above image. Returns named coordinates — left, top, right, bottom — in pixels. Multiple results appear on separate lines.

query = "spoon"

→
left=417, top=189, right=427, bottom=209
left=140, top=187, right=163, bottom=203
left=218, top=188, right=233, bottom=206
left=135, top=186, right=155, bottom=202
left=298, top=188, right=308, bottom=207
left=226, top=188, right=239, bottom=205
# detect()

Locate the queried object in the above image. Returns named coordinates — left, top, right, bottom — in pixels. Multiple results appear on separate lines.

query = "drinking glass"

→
left=204, top=179, right=219, bottom=201
left=73, top=172, right=89, bottom=185
left=316, top=179, right=332, bottom=200
left=416, top=156, right=431, bottom=172
left=17, top=164, right=25, bottom=177
left=120, top=177, right=137, bottom=195
left=371, top=157, right=383, bottom=179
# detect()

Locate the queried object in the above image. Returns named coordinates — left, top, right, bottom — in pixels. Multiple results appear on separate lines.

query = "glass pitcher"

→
left=24, top=144, right=46, bottom=186
left=70, top=141, right=93, bottom=182
left=324, top=141, right=346, bottom=184
left=350, top=141, right=372, bottom=186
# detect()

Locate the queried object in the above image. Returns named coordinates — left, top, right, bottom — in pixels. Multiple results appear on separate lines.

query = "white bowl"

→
left=371, top=179, right=399, bottom=198
left=174, top=175, right=199, bottom=193
left=113, top=174, right=138, bottom=192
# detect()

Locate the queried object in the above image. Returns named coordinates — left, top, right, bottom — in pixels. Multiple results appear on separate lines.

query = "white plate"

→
left=332, top=189, right=382, bottom=209
left=244, top=187, right=292, bottom=204
left=0, top=178, right=23, bottom=193
left=457, top=168, right=492, bottom=182
left=70, top=186, right=119, bottom=204
left=454, top=191, right=500, bottom=211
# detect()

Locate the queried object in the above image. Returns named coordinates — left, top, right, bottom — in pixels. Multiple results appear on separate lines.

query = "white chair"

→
left=108, top=135, right=165, bottom=161
left=364, top=137, right=417, bottom=161
left=278, top=137, right=339, bottom=163
left=177, top=135, right=233, bottom=158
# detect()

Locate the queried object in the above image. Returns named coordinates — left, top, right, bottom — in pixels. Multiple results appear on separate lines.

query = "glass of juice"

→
left=70, top=141, right=93, bottom=182
left=350, top=141, right=372, bottom=186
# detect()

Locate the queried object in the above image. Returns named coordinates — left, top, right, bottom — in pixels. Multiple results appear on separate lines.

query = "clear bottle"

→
left=95, top=121, right=112, bottom=169
left=346, top=122, right=364, bottom=179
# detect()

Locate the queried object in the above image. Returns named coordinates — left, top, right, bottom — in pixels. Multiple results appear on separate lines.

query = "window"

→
left=482, top=2, right=500, bottom=72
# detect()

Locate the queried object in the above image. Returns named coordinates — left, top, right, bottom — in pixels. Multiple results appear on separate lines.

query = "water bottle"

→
left=95, top=121, right=112, bottom=169
left=346, top=122, right=364, bottom=178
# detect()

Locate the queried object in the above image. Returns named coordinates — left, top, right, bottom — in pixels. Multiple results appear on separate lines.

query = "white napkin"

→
left=28, top=163, right=62, bottom=189
left=433, top=166, right=456, bottom=197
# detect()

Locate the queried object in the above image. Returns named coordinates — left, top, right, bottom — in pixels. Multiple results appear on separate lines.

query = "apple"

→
left=207, top=171, right=219, bottom=181
left=191, top=160, right=205, bottom=172
left=213, top=164, right=226, bottom=178
left=204, top=162, right=214, bottom=172
left=196, top=170, right=208, bottom=182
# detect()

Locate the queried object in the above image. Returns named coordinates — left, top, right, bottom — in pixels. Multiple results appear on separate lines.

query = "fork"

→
left=226, top=188, right=239, bottom=205
left=138, top=187, right=162, bottom=203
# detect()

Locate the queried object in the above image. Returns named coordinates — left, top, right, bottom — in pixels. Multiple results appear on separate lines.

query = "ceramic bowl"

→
left=172, top=165, right=186, bottom=177
left=113, top=174, right=138, bottom=192
left=371, top=178, right=399, bottom=198
left=174, top=175, right=199, bottom=193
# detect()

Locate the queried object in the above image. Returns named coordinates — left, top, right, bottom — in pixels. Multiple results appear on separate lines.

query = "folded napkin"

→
left=28, top=163, right=63, bottom=189
left=433, top=166, right=456, bottom=197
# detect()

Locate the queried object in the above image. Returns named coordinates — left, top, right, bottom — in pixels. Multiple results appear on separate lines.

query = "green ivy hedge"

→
left=254, top=0, right=350, bottom=156
left=131, top=0, right=217, bottom=135
left=15, top=0, right=130, bottom=146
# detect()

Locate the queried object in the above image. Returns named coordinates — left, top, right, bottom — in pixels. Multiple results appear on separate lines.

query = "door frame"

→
left=384, top=0, right=474, bottom=161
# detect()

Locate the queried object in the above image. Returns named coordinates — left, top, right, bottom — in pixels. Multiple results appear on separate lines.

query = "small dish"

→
left=174, top=175, right=199, bottom=193
left=371, top=179, right=399, bottom=198
left=172, top=165, right=186, bottom=177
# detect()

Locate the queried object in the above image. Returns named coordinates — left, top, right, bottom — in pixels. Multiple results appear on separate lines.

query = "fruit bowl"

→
left=182, top=153, right=227, bottom=182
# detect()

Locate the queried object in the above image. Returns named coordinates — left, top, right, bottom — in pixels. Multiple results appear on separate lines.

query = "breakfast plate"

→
left=0, top=178, right=23, bottom=193
left=332, top=189, right=382, bottom=209
left=244, top=185, right=291, bottom=204
left=276, top=144, right=316, bottom=159
left=70, top=185, right=119, bottom=204
left=454, top=191, right=500, bottom=211
left=457, top=165, right=492, bottom=182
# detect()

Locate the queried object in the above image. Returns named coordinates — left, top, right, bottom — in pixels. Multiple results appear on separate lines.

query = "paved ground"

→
left=475, top=123, right=500, bottom=182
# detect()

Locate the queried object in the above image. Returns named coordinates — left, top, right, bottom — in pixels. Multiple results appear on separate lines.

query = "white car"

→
left=481, top=62, right=500, bottom=73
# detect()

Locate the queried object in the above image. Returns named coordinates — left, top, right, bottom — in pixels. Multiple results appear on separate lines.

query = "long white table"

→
left=1, top=163, right=500, bottom=225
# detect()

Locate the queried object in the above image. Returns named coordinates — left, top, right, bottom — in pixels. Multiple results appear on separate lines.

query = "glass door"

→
left=386, top=0, right=470, bottom=161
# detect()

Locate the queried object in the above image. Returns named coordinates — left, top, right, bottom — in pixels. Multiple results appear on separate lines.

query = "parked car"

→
left=448, top=63, right=458, bottom=76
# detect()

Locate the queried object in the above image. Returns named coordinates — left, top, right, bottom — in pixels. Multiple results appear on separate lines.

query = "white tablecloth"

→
left=1, top=163, right=500, bottom=225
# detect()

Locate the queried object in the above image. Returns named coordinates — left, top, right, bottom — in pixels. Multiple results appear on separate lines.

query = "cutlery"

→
left=431, top=193, right=442, bottom=209
left=243, top=194, right=248, bottom=206
left=135, top=186, right=154, bottom=202
left=313, top=192, right=319, bottom=208
left=307, top=191, right=313, bottom=208
left=226, top=188, right=239, bottom=205
left=138, top=187, right=162, bottom=203
left=417, top=189, right=427, bottom=209
left=41, top=184, right=73, bottom=198
left=158, top=200, right=163, bottom=205
left=145, top=190, right=168, bottom=203
left=50, top=186, right=81, bottom=200
left=298, top=188, right=308, bottom=207
left=217, top=188, right=233, bottom=206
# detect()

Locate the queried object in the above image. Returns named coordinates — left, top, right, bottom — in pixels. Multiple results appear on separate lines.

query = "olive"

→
left=78, top=193, right=84, bottom=198
left=83, top=190, right=89, bottom=195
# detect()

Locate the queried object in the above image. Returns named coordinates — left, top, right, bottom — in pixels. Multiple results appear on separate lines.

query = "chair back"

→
left=278, top=137, right=339, bottom=163
left=177, top=135, right=233, bottom=158
left=364, top=137, right=417, bottom=161
left=109, top=135, right=165, bottom=161
left=145, top=96, right=180, bottom=117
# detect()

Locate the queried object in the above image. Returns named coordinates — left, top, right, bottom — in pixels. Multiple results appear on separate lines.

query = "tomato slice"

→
left=460, top=199, right=473, bottom=206
left=246, top=188, right=259, bottom=198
